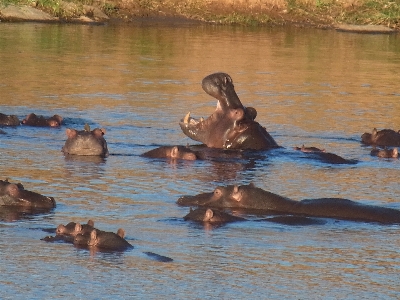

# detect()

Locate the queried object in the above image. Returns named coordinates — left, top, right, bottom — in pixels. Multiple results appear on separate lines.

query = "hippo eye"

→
left=213, top=188, right=222, bottom=197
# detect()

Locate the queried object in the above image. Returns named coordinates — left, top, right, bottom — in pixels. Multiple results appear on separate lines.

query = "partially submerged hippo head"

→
left=142, top=145, right=198, bottom=161
left=361, top=128, right=400, bottom=147
left=56, top=220, right=95, bottom=236
left=62, top=124, right=109, bottom=157
left=74, top=228, right=133, bottom=251
left=184, top=207, right=245, bottom=223
left=179, top=73, right=279, bottom=150
left=22, top=113, right=63, bottom=127
left=370, top=147, right=399, bottom=158
left=0, top=179, right=56, bottom=208
left=0, top=113, right=20, bottom=126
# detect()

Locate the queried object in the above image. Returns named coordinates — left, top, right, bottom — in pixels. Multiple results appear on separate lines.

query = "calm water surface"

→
left=0, top=22, right=400, bottom=299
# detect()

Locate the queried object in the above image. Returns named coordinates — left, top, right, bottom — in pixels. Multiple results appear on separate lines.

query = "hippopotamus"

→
left=184, top=207, right=246, bottom=223
left=294, top=145, right=356, bottom=164
left=179, top=72, right=279, bottom=150
left=21, top=113, right=63, bottom=127
left=74, top=228, right=133, bottom=251
left=177, top=183, right=400, bottom=224
left=294, top=145, right=326, bottom=153
left=62, top=124, right=109, bottom=157
left=0, top=113, right=20, bottom=126
left=0, top=179, right=56, bottom=208
left=361, top=128, right=400, bottom=147
left=370, top=147, right=398, bottom=158
left=142, top=145, right=198, bottom=161
left=56, top=220, right=95, bottom=236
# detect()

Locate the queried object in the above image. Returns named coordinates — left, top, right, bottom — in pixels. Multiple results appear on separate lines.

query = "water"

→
left=0, top=22, right=400, bottom=299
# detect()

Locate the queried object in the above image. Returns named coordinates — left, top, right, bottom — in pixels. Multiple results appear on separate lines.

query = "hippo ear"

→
left=93, top=128, right=106, bottom=138
left=6, top=184, right=19, bottom=197
left=66, top=128, right=77, bottom=138
left=203, top=209, right=214, bottom=221
left=87, top=219, right=94, bottom=227
left=117, top=228, right=125, bottom=238
left=372, top=128, right=378, bottom=136
left=248, top=182, right=256, bottom=188
left=393, top=148, right=398, bottom=157
left=231, top=185, right=242, bottom=202
left=75, top=223, right=82, bottom=233
left=170, top=146, right=179, bottom=158
left=88, top=230, right=97, bottom=246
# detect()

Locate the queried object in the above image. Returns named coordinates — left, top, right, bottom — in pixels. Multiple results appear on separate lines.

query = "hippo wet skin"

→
left=0, top=179, right=56, bottom=208
left=0, top=113, right=20, bottom=126
left=361, top=128, right=400, bottom=147
left=179, top=72, right=279, bottom=150
left=74, top=228, right=133, bottom=251
left=62, top=124, right=109, bottom=157
left=142, top=145, right=198, bottom=161
left=21, top=113, right=63, bottom=127
left=177, top=183, right=400, bottom=224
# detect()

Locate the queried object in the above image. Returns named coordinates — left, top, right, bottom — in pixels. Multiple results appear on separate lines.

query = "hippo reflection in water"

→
left=178, top=183, right=400, bottom=224
left=0, top=179, right=56, bottom=208
left=179, top=72, right=279, bottom=150
left=62, top=124, right=109, bottom=157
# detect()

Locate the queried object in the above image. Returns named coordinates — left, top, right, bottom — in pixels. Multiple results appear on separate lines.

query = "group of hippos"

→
left=2, top=72, right=400, bottom=255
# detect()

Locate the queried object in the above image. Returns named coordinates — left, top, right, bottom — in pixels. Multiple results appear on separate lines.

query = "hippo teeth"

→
left=183, top=112, right=191, bottom=124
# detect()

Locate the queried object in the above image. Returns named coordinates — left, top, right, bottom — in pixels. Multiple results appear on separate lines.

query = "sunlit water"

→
left=0, top=22, right=400, bottom=299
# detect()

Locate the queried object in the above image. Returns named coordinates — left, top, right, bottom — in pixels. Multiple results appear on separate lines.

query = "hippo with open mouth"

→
left=179, top=72, right=279, bottom=150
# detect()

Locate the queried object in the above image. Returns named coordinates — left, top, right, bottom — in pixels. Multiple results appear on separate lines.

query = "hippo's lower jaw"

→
left=179, top=112, right=211, bottom=144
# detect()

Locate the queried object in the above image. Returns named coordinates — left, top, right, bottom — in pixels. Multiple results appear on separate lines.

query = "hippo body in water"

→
left=179, top=73, right=279, bottom=150
left=62, top=124, right=109, bottom=157
left=178, top=183, right=400, bottom=224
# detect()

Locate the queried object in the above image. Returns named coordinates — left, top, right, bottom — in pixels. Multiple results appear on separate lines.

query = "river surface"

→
left=0, top=22, right=400, bottom=299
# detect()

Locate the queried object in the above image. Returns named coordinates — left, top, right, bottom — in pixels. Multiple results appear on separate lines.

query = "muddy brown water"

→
left=1, top=23, right=400, bottom=299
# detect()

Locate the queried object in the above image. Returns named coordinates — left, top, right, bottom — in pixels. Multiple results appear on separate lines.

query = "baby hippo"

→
left=22, top=113, right=63, bottom=127
left=142, top=145, right=198, bottom=161
left=74, top=228, right=133, bottom=251
left=62, top=124, right=109, bottom=157
left=0, top=113, right=20, bottom=126
left=370, top=147, right=398, bottom=158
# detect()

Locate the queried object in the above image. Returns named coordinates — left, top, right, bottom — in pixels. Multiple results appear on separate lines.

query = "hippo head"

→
left=0, top=179, right=56, bottom=209
left=179, top=73, right=278, bottom=150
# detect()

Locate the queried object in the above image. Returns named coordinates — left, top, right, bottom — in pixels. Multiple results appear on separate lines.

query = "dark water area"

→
left=0, top=22, right=400, bottom=299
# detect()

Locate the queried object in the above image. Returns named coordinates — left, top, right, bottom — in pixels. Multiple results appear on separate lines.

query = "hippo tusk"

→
left=184, top=112, right=191, bottom=124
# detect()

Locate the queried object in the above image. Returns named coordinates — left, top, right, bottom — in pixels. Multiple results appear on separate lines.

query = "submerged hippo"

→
left=74, top=228, right=133, bottom=251
left=361, top=128, right=400, bottom=147
left=179, top=72, right=279, bottom=150
left=370, top=147, right=398, bottom=158
left=184, top=207, right=246, bottom=223
left=294, top=145, right=326, bottom=153
left=142, top=145, right=198, bottom=161
left=0, top=179, right=55, bottom=208
left=294, top=145, right=356, bottom=164
left=22, top=113, right=63, bottom=127
left=178, top=183, right=400, bottom=224
left=0, top=113, right=20, bottom=126
left=184, top=207, right=326, bottom=226
left=62, top=124, right=109, bottom=157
